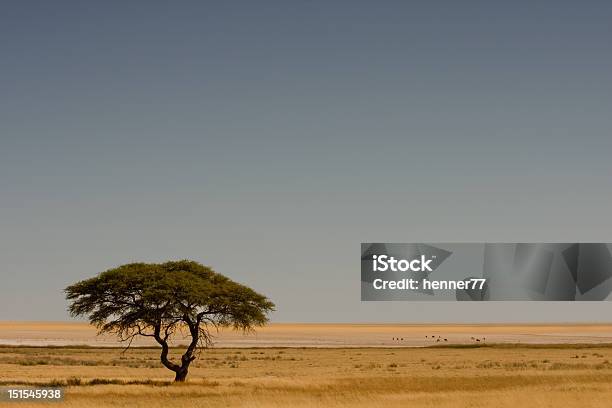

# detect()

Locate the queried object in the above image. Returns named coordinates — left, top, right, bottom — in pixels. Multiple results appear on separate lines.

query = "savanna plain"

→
left=2, top=324, right=612, bottom=407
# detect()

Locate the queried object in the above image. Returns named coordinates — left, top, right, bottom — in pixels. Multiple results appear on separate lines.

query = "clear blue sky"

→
left=1, top=1, right=612, bottom=322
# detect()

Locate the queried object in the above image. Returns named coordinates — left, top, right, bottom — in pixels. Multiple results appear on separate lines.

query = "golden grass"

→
left=2, top=345, right=612, bottom=407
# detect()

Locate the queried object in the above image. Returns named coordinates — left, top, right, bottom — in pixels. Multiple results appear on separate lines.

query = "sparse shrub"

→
left=66, top=377, right=82, bottom=386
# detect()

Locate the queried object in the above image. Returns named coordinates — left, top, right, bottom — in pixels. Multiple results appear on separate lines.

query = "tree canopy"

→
left=65, top=260, right=275, bottom=381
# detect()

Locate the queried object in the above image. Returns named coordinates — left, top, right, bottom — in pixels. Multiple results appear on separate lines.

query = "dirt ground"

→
left=2, top=322, right=612, bottom=347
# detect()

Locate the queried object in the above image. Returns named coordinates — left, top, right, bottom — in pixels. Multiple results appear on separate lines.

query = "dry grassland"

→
left=2, top=344, right=612, bottom=407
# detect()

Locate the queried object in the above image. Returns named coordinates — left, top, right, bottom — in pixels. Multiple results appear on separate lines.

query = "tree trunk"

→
left=153, top=318, right=201, bottom=382
left=174, top=368, right=188, bottom=382
left=173, top=352, right=195, bottom=382
left=170, top=316, right=199, bottom=382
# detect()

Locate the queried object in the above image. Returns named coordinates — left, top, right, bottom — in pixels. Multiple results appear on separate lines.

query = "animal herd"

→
left=390, top=335, right=487, bottom=344
left=424, top=335, right=448, bottom=342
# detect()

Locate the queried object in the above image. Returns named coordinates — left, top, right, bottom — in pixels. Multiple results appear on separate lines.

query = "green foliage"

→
left=66, top=260, right=274, bottom=335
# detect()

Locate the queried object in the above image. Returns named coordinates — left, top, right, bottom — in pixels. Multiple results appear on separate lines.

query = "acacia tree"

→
left=65, top=260, right=274, bottom=382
